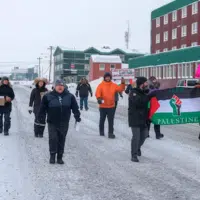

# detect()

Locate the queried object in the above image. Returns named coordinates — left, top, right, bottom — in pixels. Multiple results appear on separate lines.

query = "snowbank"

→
left=89, top=78, right=128, bottom=107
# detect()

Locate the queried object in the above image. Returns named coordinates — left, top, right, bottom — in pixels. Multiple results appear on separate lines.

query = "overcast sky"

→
left=0, top=0, right=172, bottom=71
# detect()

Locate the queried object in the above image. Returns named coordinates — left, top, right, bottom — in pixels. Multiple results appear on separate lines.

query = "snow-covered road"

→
left=0, top=86, right=200, bottom=200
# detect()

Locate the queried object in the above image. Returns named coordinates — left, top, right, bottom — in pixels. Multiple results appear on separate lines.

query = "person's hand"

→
left=76, top=117, right=81, bottom=122
left=28, top=106, right=33, bottom=114
left=91, top=93, right=93, bottom=97
left=97, top=98, right=103, bottom=104
left=75, top=92, right=78, bottom=97
left=6, top=96, right=11, bottom=102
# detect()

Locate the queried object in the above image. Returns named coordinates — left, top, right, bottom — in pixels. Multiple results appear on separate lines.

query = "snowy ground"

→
left=0, top=85, right=200, bottom=200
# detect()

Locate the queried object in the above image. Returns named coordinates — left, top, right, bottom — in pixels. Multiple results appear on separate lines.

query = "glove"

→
left=97, top=98, right=103, bottom=104
left=120, top=94, right=123, bottom=98
left=75, top=91, right=78, bottom=97
left=91, top=93, right=93, bottom=97
left=28, top=107, right=33, bottom=114
left=76, top=117, right=81, bottom=122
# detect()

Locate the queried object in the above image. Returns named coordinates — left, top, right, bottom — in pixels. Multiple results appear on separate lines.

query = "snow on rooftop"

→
left=91, top=55, right=122, bottom=63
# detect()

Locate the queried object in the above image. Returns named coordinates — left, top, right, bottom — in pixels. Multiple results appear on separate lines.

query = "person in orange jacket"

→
left=95, top=72, right=125, bottom=138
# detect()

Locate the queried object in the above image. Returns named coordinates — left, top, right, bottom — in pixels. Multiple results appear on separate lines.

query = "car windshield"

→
left=187, top=80, right=198, bottom=86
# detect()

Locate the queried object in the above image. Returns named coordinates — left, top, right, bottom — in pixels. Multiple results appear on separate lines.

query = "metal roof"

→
left=129, top=46, right=200, bottom=68
left=151, top=0, right=198, bottom=19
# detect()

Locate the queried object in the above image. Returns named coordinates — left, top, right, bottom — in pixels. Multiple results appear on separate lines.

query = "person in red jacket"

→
left=95, top=72, right=125, bottom=138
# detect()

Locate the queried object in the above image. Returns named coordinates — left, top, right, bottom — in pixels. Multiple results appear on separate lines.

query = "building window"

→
left=191, top=42, right=198, bottom=46
left=181, top=44, right=187, bottom=48
left=181, top=25, right=187, bottom=37
left=192, top=22, right=198, bottom=34
left=163, top=48, right=168, bottom=52
left=84, top=64, right=90, bottom=70
left=156, top=17, right=160, bottom=27
left=85, top=53, right=92, bottom=60
left=164, top=14, right=168, bottom=25
left=172, top=46, right=177, bottom=50
left=178, top=64, right=182, bottom=78
left=156, top=66, right=161, bottom=79
left=156, top=50, right=160, bottom=54
left=182, top=64, right=186, bottom=78
left=172, top=10, right=177, bottom=22
left=172, top=28, right=177, bottom=40
left=186, top=63, right=192, bottom=78
left=146, top=68, right=149, bottom=78
left=182, top=6, right=187, bottom=18
left=156, top=34, right=160, bottom=44
left=192, top=2, right=198, bottom=15
left=110, top=64, right=115, bottom=70
left=163, top=31, right=168, bottom=42
left=172, top=65, right=176, bottom=79
left=99, top=64, right=105, bottom=71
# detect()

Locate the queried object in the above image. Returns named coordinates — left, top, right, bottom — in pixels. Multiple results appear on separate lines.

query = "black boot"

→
left=137, top=149, right=142, bottom=156
left=131, top=155, right=139, bottom=162
left=108, top=134, right=116, bottom=139
left=49, top=154, right=56, bottom=164
left=4, top=130, right=9, bottom=136
left=100, top=132, right=105, bottom=136
left=57, top=154, right=64, bottom=164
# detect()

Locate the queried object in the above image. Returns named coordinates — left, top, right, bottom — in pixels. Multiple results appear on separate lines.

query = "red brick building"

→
left=89, top=55, right=122, bottom=81
left=151, top=0, right=199, bottom=54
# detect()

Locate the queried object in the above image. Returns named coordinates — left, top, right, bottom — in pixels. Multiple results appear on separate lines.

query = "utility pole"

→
left=125, top=20, right=130, bottom=49
left=48, top=46, right=53, bottom=82
left=37, top=57, right=42, bottom=77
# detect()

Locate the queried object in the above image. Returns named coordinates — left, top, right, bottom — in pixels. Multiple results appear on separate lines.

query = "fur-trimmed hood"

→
left=34, top=78, right=48, bottom=85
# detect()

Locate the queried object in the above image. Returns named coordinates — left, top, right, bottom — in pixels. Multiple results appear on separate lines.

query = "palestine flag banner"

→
left=149, top=87, right=200, bottom=125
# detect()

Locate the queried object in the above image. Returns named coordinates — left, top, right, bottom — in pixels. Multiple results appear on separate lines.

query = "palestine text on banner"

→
left=149, top=87, right=200, bottom=125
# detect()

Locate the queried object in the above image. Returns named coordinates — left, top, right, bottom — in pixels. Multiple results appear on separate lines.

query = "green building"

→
left=53, top=46, right=144, bottom=83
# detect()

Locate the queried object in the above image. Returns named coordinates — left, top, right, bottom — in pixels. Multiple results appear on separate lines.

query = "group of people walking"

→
left=27, top=73, right=165, bottom=164
left=0, top=73, right=166, bottom=164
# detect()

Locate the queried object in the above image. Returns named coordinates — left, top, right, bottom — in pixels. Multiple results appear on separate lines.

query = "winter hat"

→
left=55, top=79, right=65, bottom=87
left=2, top=76, right=9, bottom=81
left=104, top=72, right=112, bottom=80
left=136, top=77, right=147, bottom=87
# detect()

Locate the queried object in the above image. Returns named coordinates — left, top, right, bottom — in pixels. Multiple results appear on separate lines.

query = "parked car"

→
left=176, top=79, right=199, bottom=88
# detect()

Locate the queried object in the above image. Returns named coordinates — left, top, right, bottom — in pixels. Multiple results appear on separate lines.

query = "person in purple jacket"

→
left=147, top=76, right=164, bottom=139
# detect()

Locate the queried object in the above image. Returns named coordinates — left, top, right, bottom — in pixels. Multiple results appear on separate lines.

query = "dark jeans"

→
left=80, top=97, right=88, bottom=110
left=48, top=123, right=69, bottom=155
left=131, top=127, right=148, bottom=157
left=99, top=108, right=115, bottom=135
left=34, top=113, right=45, bottom=137
left=0, top=111, right=11, bottom=132
left=147, top=121, right=161, bottom=137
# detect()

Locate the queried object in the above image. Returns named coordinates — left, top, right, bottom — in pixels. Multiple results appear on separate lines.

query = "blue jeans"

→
left=80, top=97, right=88, bottom=110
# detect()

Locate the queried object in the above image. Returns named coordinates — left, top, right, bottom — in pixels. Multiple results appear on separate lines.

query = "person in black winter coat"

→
left=128, top=77, right=149, bottom=162
left=147, top=76, right=164, bottom=139
left=0, top=77, right=15, bottom=136
left=76, top=78, right=92, bottom=111
left=38, top=79, right=81, bottom=164
left=29, top=78, right=48, bottom=138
